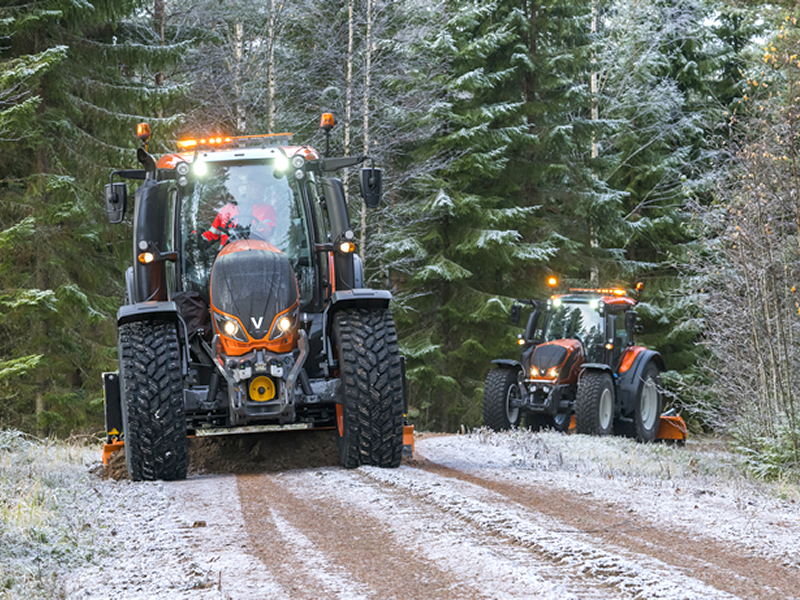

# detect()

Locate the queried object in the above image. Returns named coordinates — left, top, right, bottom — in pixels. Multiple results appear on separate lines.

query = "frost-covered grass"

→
left=0, top=430, right=107, bottom=599
left=465, top=427, right=800, bottom=500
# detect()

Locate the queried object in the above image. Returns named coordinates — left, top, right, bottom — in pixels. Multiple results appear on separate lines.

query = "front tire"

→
left=334, top=308, right=405, bottom=469
left=118, top=320, right=187, bottom=481
left=575, top=371, right=615, bottom=436
left=634, top=363, right=663, bottom=442
left=483, top=368, right=522, bottom=431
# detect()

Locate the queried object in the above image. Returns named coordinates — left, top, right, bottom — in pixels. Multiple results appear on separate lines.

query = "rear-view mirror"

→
left=360, top=167, right=382, bottom=208
left=105, top=183, right=127, bottom=224
left=510, top=304, right=521, bottom=325
left=625, top=310, right=638, bottom=333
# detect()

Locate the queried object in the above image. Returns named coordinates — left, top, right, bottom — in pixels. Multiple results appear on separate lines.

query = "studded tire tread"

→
left=334, top=308, right=405, bottom=469
left=575, top=370, right=615, bottom=436
left=118, top=320, right=187, bottom=481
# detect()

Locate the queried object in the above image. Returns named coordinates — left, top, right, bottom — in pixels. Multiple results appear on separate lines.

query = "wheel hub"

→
left=599, top=388, right=613, bottom=430
left=505, top=384, right=521, bottom=424
left=640, top=378, right=658, bottom=429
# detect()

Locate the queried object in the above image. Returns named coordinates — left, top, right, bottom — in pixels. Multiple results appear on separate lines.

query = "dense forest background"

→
left=1, top=0, right=799, bottom=476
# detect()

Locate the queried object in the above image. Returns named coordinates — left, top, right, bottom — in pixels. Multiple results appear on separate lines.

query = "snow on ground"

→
left=64, top=475, right=268, bottom=599
left=426, top=429, right=800, bottom=567
left=60, top=430, right=800, bottom=599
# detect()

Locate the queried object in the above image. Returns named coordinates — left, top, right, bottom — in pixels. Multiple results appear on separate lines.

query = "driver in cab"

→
left=202, top=175, right=276, bottom=245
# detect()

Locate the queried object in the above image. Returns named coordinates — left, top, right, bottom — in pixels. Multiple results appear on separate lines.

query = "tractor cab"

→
left=520, top=288, right=638, bottom=387
left=176, top=146, right=319, bottom=309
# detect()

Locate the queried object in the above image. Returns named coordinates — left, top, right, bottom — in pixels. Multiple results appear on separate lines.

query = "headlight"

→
left=193, top=160, right=207, bottom=176
left=214, top=312, right=248, bottom=342
left=546, top=367, right=560, bottom=379
left=274, top=155, right=289, bottom=172
left=176, top=162, right=190, bottom=176
left=531, top=365, right=560, bottom=380
left=269, top=307, right=297, bottom=340
left=291, top=155, right=305, bottom=169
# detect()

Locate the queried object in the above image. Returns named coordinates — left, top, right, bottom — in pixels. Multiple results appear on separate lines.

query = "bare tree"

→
left=694, top=41, right=800, bottom=472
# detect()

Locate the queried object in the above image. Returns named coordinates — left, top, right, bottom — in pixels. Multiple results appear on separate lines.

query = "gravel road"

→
left=63, top=429, right=800, bottom=599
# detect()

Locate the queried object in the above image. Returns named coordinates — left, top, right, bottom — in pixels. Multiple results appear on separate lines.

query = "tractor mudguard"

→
left=329, top=289, right=392, bottom=311
left=117, top=300, right=178, bottom=326
left=616, top=348, right=665, bottom=416
left=491, top=358, right=522, bottom=370
left=321, top=289, right=393, bottom=373
left=579, top=362, right=615, bottom=377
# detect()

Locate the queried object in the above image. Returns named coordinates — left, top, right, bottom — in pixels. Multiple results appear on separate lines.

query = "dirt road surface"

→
left=65, top=429, right=800, bottom=599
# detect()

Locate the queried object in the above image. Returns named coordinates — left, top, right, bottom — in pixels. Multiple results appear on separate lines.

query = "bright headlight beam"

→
left=274, top=155, right=289, bottom=172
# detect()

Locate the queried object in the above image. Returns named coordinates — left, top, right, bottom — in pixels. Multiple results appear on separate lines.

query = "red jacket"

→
left=202, top=203, right=276, bottom=244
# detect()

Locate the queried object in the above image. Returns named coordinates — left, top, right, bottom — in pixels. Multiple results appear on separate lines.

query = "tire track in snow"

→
left=410, top=447, right=800, bottom=600
left=273, top=469, right=576, bottom=600
left=237, top=472, right=491, bottom=600
left=359, top=464, right=739, bottom=600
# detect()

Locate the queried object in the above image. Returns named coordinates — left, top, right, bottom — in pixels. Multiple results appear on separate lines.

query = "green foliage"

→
left=0, top=1, right=190, bottom=437
left=733, top=420, right=800, bottom=482
left=685, top=7, right=800, bottom=477
left=389, top=0, right=568, bottom=431
left=0, top=0, right=788, bottom=447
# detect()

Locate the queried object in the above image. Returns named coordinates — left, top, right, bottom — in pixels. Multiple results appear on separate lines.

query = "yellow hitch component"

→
left=249, top=376, right=276, bottom=402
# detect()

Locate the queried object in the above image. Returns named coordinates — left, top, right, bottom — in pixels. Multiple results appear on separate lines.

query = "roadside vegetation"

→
left=0, top=430, right=106, bottom=600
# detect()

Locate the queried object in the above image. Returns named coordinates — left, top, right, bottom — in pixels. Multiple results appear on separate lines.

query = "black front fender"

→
left=117, top=300, right=178, bottom=326
left=491, top=359, right=522, bottom=370
left=617, top=349, right=664, bottom=416
left=321, top=288, right=393, bottom=373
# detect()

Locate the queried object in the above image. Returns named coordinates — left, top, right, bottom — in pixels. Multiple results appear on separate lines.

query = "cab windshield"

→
left=544, top=300, right=604, bottom=362
left=180, top=160, right=315, bottom=306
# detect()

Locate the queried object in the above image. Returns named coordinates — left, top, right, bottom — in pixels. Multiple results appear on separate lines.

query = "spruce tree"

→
left=0, top=1, right=189, bottom=435
left=387, top=0, right=576, bottom=430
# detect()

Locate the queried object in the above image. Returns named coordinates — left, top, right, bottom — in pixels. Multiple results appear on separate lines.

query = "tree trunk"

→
left=360, top=0, right=373, bottom=262
left=225, top=21, right=246, bottom=133
left=589, top=0, right=599, bottom=287
left=268, top=0, right=277, bottom=132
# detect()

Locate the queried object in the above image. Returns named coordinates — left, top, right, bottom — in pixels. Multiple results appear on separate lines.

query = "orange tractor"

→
left=483, top=282, right=686, bottom=442
left=102, top=116, right=412, bottom=480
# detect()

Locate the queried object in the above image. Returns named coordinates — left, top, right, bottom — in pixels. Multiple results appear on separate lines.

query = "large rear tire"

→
left=634, top=363, right=662, bottom=442
left=334, top=308, right=405, bottom=469
left=483, top=368, right=522, bottom=431
left=118, top=320, right=187, bottom=481
left=575, top=371, right=614, bottom=436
